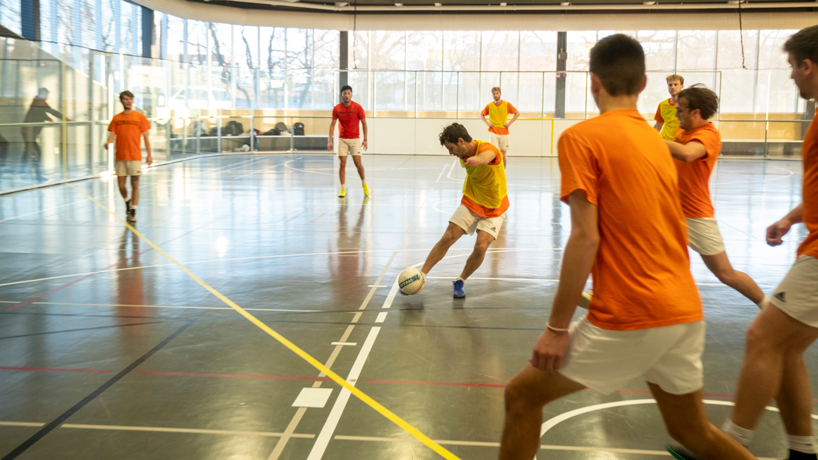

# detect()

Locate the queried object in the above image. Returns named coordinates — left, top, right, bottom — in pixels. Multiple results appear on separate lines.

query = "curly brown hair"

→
left=439, top=123, right=472, bottom=146
left=679, top=84, right=719, bottom=120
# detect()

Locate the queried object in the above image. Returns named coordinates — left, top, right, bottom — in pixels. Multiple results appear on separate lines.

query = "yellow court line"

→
left=65, top=183, right=460, bottom=460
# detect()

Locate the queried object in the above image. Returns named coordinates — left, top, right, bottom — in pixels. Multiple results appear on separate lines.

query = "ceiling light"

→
left=643, top=1, right=655, bottom=4
left=560, top=1, right=570, bottom=5
left=394, top=2, right=403, bottom=5
left=434, top=2, right=442, bottom=5
left=500, top=2, right=507, bottom=5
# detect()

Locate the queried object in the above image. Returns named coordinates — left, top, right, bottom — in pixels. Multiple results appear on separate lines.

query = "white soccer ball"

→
left=398, top=267, right=425, bottom=295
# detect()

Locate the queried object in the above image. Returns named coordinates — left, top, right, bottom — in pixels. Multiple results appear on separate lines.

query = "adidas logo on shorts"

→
left=774, top=291, right=786, bottom=302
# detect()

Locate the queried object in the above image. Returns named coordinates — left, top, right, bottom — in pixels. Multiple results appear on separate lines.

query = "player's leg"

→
left=688, top=218, right=766, bottom=306
left=650, top=385, right=754, bottom=459
left=117, top=174, right=128, bottom=200
left=701, top=251, right=765, bottom=305
left=459, top=219, right=502, bottom=281
left=351, top=151, right=368, bottom=196
left=500, top=135, right=509, bottom=168
left=130, top=175, right=140, bottom=206
left=420, top=222, right=466, bottom=276
left=499, top=365, right=585, bottom=460
left=338, top=143, right=348, bottom=197
left=727, top=304, right=818, bottom=445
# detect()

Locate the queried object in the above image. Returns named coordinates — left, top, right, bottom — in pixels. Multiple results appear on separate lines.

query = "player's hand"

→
left=766, top=218, right=792, bottom=246
left=362, top=140, right=368, bottom=151
left=484, top=120, right=492, bottom=127
left=464, top=156, right=481, bottom=167
left=530, top=329, right=570, bottom=373
left=146, top=155, right=153, bottom=166
left=503, top=123, right=509, bottom=128
left=327, top=141, right=333, bottom=151
left=104, top=143, right=109, bottom=151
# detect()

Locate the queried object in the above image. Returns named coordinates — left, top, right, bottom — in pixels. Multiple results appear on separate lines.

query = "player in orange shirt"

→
left=105, top=91, right=152, bottom=222
left=417, top=123, right=508, bottom=299
left=481, top=87, right=519, bottom=168
left=498, top=34, right=753, bottom=460
left=664, top=85, right=768, bottom=309
left=722, top=25, right=818, bottom=460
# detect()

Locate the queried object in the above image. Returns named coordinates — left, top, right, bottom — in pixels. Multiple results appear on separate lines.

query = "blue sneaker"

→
left=453, top=279, right=466, bottom=298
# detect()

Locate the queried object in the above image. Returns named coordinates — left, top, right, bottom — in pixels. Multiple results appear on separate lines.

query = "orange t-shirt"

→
left=461, top=141, right=510, bottom=218
left=558, top=109, right=702, bottom=331
left=798, top=117, right=818, bottom=259
left=108, top=111, right=150, bottom=161
left=673, top=123, right=722, bottom=218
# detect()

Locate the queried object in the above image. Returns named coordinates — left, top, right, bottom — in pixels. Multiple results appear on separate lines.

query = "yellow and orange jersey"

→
left=482, top=101, right=518, bottom=135
left=460, top=140, right=509, bottom=218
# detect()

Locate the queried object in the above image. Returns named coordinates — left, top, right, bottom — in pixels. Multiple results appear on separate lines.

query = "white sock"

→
left=131, top=205, right=137, bottom=210
left=721, top=419, right=754, bottom=447
left=340, top=184, right=345, bottom=190
left=362, top=180, right=366, bottom=185
left=789, top=435, right=817, bottom=454
left=756, top=296, right=770, bottom=309
left=456, top=277, right=464, bottom=282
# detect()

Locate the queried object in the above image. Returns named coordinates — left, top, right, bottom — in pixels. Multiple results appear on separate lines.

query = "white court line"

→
left=446, top=158, right=460, bottom=181
left=0, top=300, right=325, bottom=313
left=0, top=421, right=44, bottom=427
left=375, top=312, right=388, bottom=323
left=60, top=423, right=314, bottom=438
left=436, top=162, right=450, bottom=182
left=307, top=326, right=381, bottom=460
left=233, top=161, right=287, bottom=179
left=330, top=342, right=357, bottom=346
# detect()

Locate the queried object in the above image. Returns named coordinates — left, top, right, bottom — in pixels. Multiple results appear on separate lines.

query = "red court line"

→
left=283, top=211, right=306, bottom=224
left=138, top=371, right=333, bottom=382
left=310, top=211, right=328, bottom=223
left=0, top=366, right=112, bottom=373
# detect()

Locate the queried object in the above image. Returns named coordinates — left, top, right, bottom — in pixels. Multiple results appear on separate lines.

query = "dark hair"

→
left=119, top=90, right=134, bottom=101
left=679, top=84, right=719, bottom=120
left=439, top=123, right=472, bottom=146
left=784, top=25, right=818, bottom=67
left=589, top=34, right=646, bottom=97
left=340, top=85, right=353, bottom=94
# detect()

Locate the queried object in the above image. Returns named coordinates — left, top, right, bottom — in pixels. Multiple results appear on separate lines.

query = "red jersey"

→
left=332, top=102, right=365, bottom=139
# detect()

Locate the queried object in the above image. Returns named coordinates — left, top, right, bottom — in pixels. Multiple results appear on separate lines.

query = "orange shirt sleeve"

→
left=683, top=130, right=719, bottom=160
left=331, top=106, right=338, bottom=120
left=481, top=105, right=490, bottom=116
left=654, top=104, right=663, bottom=123
left=480, top=143, right=502, bottom=165
left=507, top=102, right=518, bottom=114
left=107, top=116, right=115, bottom=132
left=140, top=116, right=151, bottom=133
left=558, top=131, right=599, bottom=205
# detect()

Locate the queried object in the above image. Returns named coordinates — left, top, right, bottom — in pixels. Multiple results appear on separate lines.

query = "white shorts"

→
left=449, top=205, right=505, bottom=239
left=490, top=133, right=509, bottom=152
left=338, top=138, right=361, bottom=157
left=559, top=315, right=705, bottom=395
left=770, top=255, right=818, bottom=328
left=115, top=161, right=142, bottom=177
left=687, top=217, right=725, bottom=256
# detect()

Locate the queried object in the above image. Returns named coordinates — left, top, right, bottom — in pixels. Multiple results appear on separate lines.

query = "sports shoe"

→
left=338, top=188, right=346, bottom=198
left=127, top=208, right=137, bottom=222
left=665, top=445, right=702, bottom=460
left=787, top=450, right=818, bottom=460
left=125, top=198, right=132, bottom=217
left=453, top=279, right=465, bottom=298
left=362, top=183, right=370, bottom=196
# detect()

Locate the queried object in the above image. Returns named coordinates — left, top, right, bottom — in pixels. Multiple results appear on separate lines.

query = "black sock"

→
left=789, top=450, right=818, bottom=460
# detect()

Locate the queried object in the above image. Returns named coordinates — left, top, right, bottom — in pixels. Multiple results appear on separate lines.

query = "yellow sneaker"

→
left=362, top=183, right=370, bottom=196
left=338, top=188, right=346, bottom=198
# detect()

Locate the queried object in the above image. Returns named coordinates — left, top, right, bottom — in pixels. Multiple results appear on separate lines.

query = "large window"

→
left=0, top=0, right=22, bottom=35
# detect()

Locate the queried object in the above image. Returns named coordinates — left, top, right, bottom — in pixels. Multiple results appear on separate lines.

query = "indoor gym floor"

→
left=0, top=153, right=813, bottom=460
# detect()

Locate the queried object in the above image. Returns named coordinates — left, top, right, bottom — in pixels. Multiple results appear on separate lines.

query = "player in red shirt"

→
left=328, top=85, right=369, bottom=198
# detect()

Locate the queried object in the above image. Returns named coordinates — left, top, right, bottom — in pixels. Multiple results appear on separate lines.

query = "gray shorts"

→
left=687, top=217, right=725, bottom=256
left=115, top=161, right=142, bottom=177
left=770, top=255, right=818, bottom=327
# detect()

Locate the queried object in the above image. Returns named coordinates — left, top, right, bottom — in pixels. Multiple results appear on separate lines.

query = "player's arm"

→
left=504, top=110, right=520, bottom=128
left=481, top=112, right=491, bottom=127
left=104, top=131, right=115, bottom=150
left=328, top=119, right=337, bottom=151
left=361, top=118, right=368, bottom=151
left=530, top=190, right=599, bottom=373
left=463, top=149, right=497, bottom=167
left=653, top=121, right=663, bottom=132
left=665, top=139, right=706, bottom=163
left=767, top=204, right=804, bottom=247
left=142, top=131, right=153, bottom=165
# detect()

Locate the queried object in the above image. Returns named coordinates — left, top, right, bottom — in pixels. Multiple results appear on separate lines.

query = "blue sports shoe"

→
left=453, top=279, right=466, bottom=298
